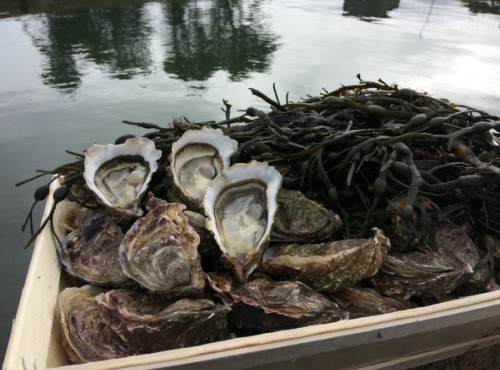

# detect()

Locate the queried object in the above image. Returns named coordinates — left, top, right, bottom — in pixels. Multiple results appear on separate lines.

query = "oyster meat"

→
left=208, top=273, right=348, bottom=334
left=204, top=161, right=282, bottom=282
left=271, top=189, right=342, bottom=242
left=59, top=286, right=130, bottom=363
left=168, top=127, right=238, bottom=209
left=84, top=136, right=162, bottom=219
left=96, top=289, right=231, bottom=353
left=58, top=212, right=132, bottom=287
left=262, top=227, right=391, bottom=294
left=118, top=202, right=205, bottom=296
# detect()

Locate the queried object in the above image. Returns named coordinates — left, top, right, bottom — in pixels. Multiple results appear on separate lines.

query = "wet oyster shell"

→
left=208, top=273, right=348, bottom=334
left=330, top=286, right=417, bottom=319
left=118, top=202, right=205, bottom=296
left=58, top=212, right=132, bottom=287
left=271, top=189, right=342, bottom=242
left=168, top=127, right=238, bottom=209
left=204, top=161, right=282, bottom=282
left=262, top=227, right=391, bottom=294
left=59, top=286, right=130, bottom=364
left=95, top=289, right=231, bottom=354
left=84, top=136, right=161, bottom=219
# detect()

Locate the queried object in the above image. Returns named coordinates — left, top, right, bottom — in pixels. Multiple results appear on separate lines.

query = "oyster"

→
left=204, top=161, right=282, bottom=282
left=96, top=289, right=231, bottom=354
left=271, top=189, right=342, bottom=242
left=57, top=212, right=132, bottom=287
left=59, top=286, right=130, bottom=363
left=208, top=273, right=348, bottom=334
left=262, top=227, right=390, bottom=294
left=168, top=127, right=238, bottom=209
left=118, top=202, right=205, bottom=296
left=84, top=136, right=162, bottom=219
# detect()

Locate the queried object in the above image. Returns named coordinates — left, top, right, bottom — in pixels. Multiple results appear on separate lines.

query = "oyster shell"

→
left=271, top=189, right=342, bottom=242
left=204, top=161, right=282, bottom=282
left=58, top=212, right=132, bottom=287
left=95, top=289, right=231, bottom=354
left=84, top=136, right=162, bottom=219
left=208, top=273, right=348, bottom=334
left=59, top=286, right=130, bottom=363
left=262, top=227, right=391, bottom=294
left=168, top=127, right=238, bottom=209
left=118, top=202, right=205, bottom=296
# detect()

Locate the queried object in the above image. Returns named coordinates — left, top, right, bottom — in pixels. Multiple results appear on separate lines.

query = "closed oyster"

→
left=204, top=161, right=282, bottom=282
left=168, top=127, right=238, bottom=209
left=208, top=273, right=348, bottom=334
left=84, top=136, right=162, bottom=219
left=59, top=286, right=130, bottom=364
left=330, top=286, right=417, bottom=319
left=58, top=212, right=132, bottom=287
left=118, top=202, right=205, bottom=296
left=262, top=227, right=390, bottom=294
left=96, top=289, right=231, bottom=354
left=271, top=189, right=342, bottom=242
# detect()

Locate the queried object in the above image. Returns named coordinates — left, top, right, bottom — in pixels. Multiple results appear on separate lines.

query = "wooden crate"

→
left=4, top=184, right=500, bottom=370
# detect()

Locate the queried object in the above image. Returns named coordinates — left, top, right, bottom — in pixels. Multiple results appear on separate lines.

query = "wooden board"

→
left=4, top=183, right=500, bottom=369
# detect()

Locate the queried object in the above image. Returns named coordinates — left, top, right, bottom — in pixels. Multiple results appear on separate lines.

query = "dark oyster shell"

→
left=59, top=286, right=130, bottom=363
left=329, top=286, right=417, bottom=319
left=271, top=189, right=342, bottom=242
left=262, top=227, right=390, bottom=294
left=118, top=202, right=205, bottom=297
left=95, top=289, right=231, bottom=353
left=57, top=212, right=132, bottom=287
left=208, top=273, right=348, bottom=334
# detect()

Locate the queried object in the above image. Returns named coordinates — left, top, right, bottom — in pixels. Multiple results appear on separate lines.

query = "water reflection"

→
left=461, top=0, right=500, bottom=15
left=21, top=0, right=279, bottom=92
left=343, top=0, right=400, bottom=21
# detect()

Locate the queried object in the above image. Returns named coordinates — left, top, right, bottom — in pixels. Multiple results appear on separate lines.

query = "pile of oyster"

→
left=54, top=127, right=484, bottom=364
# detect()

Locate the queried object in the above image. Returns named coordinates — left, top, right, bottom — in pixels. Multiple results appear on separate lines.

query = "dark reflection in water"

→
left=461, top=0, right=500, bottom=15
left=164, top=0, right=279, bottom=81
left=20, top=0, right=279, bottom=92
left=343, top=0, right=400, bottom=21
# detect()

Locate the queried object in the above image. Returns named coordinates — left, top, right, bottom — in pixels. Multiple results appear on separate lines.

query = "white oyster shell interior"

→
left=204, top=161, right=282, bottom=280
left=84, top=137, right=162, bottom=211
left=170, top=128, right=238, bottom=204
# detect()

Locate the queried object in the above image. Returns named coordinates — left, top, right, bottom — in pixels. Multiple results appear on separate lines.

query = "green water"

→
left=1, top=0, right=499, bottom=362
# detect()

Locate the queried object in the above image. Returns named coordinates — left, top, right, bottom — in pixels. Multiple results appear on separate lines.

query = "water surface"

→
left=1, top=0, right=499, bottom=361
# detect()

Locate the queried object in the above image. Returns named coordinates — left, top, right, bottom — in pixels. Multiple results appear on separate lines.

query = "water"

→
left=1, top=0, right=499, bottom=362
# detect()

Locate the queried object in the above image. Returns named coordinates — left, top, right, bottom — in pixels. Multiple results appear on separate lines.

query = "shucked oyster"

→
left=208, top=273, right=348, bottom=334
left=271, top=189, right=342, bottom=242
left=59, top=286, right=130, bottom=364
left=84, top=136, right=162, bottom=219
left=118, top=202, right=205, bottom=296
left=204, top=161, right=282, bottom=282
left=262, top=228, right=390, bottom=294
left=168, top=127, right=238, bottom=209
left=58, top=212, right=132, bottom=287
left=95, top=289, right=231, bottom=354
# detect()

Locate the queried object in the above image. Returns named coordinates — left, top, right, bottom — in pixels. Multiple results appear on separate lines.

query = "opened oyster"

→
left=118, top=202, right=205, bottom=296
left=58, top=212, right=132, bottom=287
left=271, top=189, right=342, bottom=242
left=208, top=273, right=348, bottom=334
left=84, top=136, right=162, bottom=219
left=59, top=286, right=130, bottom=363
left=204, top=161, right=282, bottom=282
left=262, top=227, right=390, bottom=293
left=168, top=127, right=238, bottom=209
left=95, top=289, right=231, bottom=354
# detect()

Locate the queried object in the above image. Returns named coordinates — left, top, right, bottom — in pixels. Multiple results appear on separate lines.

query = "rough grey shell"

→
left=262, top=227, right=391, bottom=293
left=59, top=286, right=130, bottom=363
left=203, top=161, right=282, bottom=282
left=118, top=202, right=205, bottom=296
left=83, top=136, right=162, bottom=219
left=168, top=127, right=238, bottom=209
